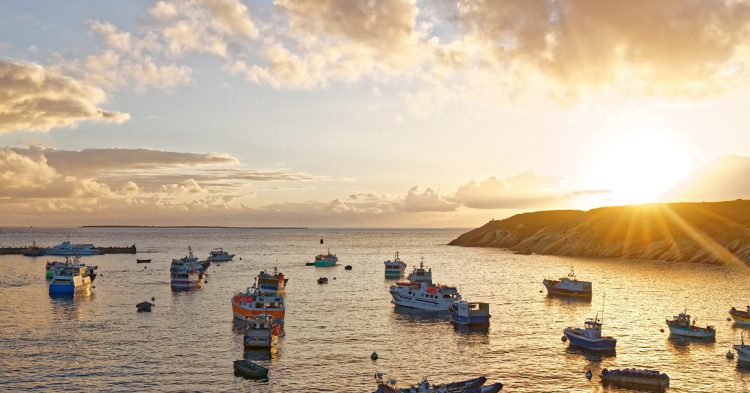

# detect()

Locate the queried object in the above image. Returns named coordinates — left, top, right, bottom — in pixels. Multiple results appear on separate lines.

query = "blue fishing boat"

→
left=49, top=263, right=96, bottom=296
left=313, top=250, right=338, bottom=267
left=451, top=301, right=491, bottom=326
left=563, top=316, right=616, bottom=351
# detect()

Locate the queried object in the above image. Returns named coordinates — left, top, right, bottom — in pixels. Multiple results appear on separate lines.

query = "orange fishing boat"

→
left=231, top=286, right=285, bottom=324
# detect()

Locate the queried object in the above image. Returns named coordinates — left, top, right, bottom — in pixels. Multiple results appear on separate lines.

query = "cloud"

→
left=12, top=147, right=238, bottom=177
left=0, top=60, right=129, bottom=132
left=455, top=171, right=563, bottom=209
left=160, top=178, right=207, bottom=194
left=402, top=185, right=459, bottom=212
left=453, top=0, right=750, bottom=96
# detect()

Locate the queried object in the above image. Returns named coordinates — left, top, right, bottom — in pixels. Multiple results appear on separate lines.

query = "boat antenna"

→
left=601, top=292, right=606, bottom=324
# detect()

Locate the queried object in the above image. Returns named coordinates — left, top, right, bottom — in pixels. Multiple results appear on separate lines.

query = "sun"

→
left=586, top=132, right=693, bottom=204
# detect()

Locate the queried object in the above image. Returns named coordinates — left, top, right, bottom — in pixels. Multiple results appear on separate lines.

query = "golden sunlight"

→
left=587, top=132, right=692, bottom=204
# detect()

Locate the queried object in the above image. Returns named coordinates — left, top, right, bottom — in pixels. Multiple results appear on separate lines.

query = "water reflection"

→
left=391, top=306, right=450, bottom=323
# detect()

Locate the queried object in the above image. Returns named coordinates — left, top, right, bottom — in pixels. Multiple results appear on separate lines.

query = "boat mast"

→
left=601, top=292, right=606, bottom=324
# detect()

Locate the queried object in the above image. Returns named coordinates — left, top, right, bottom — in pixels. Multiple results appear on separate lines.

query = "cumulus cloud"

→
left=402, top=185, right=459, bottom=212
left=453, top=0, right=750, bottom=96
left=160, top=178, right=207, bottom=194
left=455, top=171, right=563, bottom=209
left=0, top=60, right=129, bottom=132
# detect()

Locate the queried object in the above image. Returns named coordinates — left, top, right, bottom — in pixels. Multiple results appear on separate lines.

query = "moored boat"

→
left=600, top=368, right=669, bottom=390
left=45, top=260, right=68, bottom=279
left=170, top=259, right=206, bottom=290
left=313, top=250, right=338, bottom=267
left=384, top=251, right=407, bottom=278
left=563, top=316, right=616, bottom=352
left=22, top=241, right=45, bottom=257
left=451, top=301, right=491, bottom=326
left=257, top=268, right=286, bottom=295
left=389, top=281, right=461, bottom=311
left=231, top=285, right=285, bottom=325
left=45, top=240, right=100, bottom=256
left=730, top=306, right=750, bottom=326
left=543, top=267, right=591, bottom=298
left=318, top=277, right=328, bottom=284
left=243, top=314, right=280, bottom=349
left=666, top=310, right=715, bottom=338
left=373, top=372, right=501, bottom=393
left=406, top=257, right=432, bottom=284
left=136, top=258, right=151, bottom=263
left=233, top=359, right=268, bottom=379
left=49, top=263, right=96, bottom=296
left=46, top=256, right=96, bottom=281
left=206, top=248, right=234, bottom=262
left=734, top=330, right=750, bottom=365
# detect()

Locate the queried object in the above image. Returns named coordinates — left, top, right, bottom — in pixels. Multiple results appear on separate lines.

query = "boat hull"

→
left=667, top=325, right=715, bottom=338
left=564, top=329, right=617, bottom=351
left=384, top=268, right=404, bottom=278
left=232, top=303, right=285, bottom=324
left=730, top=310, right=750, bottom=326
left=735, top=345, right=750, bottom=364
left=244, top=334, right=278, bottom=349
left=452, top=313, right=491, bottom=326
left=389, top=289, right=455, bottom=311
left=49, top=278, right=91, bottom=296
left=170, top=276, right=204, bottom=290
left=314, top=259, right=337, bottom=267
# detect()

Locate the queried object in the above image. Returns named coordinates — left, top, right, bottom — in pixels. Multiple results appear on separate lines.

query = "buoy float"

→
left=561, top=336, right=568, bottom=342
left=371, top=352, right=378, bottom=360
left=727, top=350, right=735, bottom=359
left=144, top=266, right=147, bottom=269
left=151, top=296, right=155, bottom=301
left=585, top=370, right=592, bottom=380
left=727, top=317, right=732, bottom=321
left=660, top=328, right=664, bottom=333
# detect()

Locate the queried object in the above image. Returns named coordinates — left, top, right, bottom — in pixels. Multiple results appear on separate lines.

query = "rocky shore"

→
left=449, top=200, right=750, bottom=264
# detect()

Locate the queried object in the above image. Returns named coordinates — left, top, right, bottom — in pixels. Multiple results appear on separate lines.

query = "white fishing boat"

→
left=384, top=251, right=407, bottom=278
left=734, top=330, right=750, bottom=365
left=406, top=257, right=432, bottom=284
left=666, top=310, right=715, bottom=338
left=543, top=266, right=592, bottom=298
left=389, top=281, right=460, bottom=311
left=170, top=259, right=206, bottom=290
left=206, top=248, right=234, bottom=262
left=243, top=314, right=280, bottom=349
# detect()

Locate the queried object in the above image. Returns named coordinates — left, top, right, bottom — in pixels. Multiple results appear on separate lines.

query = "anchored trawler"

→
left=543, top=266, right=592, bottom=298
left=406, top=257, right=432, bottom=284
left=231, top=285, right=286, bottom=325
left=666, top=310, right=715, bottom=339
left=384, top=251, right=407, bottom=278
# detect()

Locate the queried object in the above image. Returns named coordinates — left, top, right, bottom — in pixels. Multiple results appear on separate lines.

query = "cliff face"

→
left=449, top=200, right=750, bottom=264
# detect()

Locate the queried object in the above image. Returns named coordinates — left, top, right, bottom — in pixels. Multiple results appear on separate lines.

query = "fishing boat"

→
left=172, top=246, right=209, bottom=272
left=49, top=263, right=96, bottom=296
left=384, top=251, right=407, bottom=278
left=600, top=368, right=669, bottom=390
left=46, top=256, right=96, bottom=281
left=257, top=268, right=286, bottom=295
left=450, top=301, right=491, bottom=326
left=563, top=316, right=617, bottom=352
left=730, top=306, right=750, bottom=326
left=22, top=241, right=45, bottom=257
left=734, top=330, right=750, bottom=365
left=389, top=281, right=461, bottom=311
left=231, top=285, right=286, bottom=325
left=233, top=359, right=268, bottom=379
left=313, top=250, right=338, bottom=267
left=406, top=257, right=432, bottom=284
left=170, top=260, right=206, bottom=290
left=45, top=240, right=100, bottom=256
left=243, top=314, right=280, bottom=349
left=206, top=248, right=234, bottom=262
left=543, top=267, right=592, bottom=298
left=373, top=373, right=501, bottom=393
left=666, top=310, right=715, bottom=338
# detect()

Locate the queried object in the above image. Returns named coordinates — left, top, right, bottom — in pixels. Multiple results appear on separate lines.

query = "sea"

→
left=1, top=227, right=749, bottom=392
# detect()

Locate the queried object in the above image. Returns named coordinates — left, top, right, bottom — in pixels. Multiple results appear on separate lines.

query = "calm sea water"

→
left=1, top=227, right=750, bottom=392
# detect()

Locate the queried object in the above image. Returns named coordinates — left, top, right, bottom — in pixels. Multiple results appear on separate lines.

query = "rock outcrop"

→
left=449, top=200, right=750, bottom=265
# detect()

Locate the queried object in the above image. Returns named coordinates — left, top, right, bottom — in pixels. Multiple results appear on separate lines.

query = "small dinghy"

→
left=600, top=368, right=669, bottom=390
left=666, top=310, right=715, bottom=338
left=136, top=259, right=151, bottom=263
left=233, top=359, right=268, bottom=379
left=318, top=277, right=328, bottom=284
left=345, top=265, right=353, bottom=270
left=136, top=301, right=154, bottom=312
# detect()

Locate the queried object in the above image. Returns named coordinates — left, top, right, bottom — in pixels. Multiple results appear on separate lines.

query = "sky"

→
left=1, top=0, right=750, bottom=228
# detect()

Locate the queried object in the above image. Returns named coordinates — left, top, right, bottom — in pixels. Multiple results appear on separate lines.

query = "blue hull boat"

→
left=564, top=328, right=617, bottom=351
